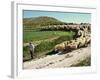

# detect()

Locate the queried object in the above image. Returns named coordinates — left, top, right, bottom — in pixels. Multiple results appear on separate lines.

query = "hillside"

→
left=23, top=16, right=66, bottom=28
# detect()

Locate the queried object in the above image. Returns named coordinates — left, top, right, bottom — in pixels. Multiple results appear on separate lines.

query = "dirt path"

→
left=23, top=46, right=91, bottom=69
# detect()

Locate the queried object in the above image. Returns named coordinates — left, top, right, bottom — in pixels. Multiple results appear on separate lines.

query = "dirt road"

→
left=23, top=46, right=91, bottom=69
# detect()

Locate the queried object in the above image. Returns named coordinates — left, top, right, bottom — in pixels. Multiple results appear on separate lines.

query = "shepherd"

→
left=29, top=42, right=35, bottom=59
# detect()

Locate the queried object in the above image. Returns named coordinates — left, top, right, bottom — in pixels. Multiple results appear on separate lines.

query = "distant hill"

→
left=23, top=16, right=66, bottom=28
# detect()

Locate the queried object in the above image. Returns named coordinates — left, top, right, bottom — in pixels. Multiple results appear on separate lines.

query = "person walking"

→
left=29, top=42, right=35, bottom=59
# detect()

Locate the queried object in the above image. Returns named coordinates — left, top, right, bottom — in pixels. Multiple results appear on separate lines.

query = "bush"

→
left=23, top=46, right=32, bottom=61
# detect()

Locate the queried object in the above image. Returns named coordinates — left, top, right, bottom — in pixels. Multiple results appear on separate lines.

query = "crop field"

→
left=23, top=31, right=75, bottom=43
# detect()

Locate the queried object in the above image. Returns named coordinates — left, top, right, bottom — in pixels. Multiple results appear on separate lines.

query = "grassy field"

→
left=23, top=30, right=75, bottom=61
left=23, top=31, right=75, bottom=43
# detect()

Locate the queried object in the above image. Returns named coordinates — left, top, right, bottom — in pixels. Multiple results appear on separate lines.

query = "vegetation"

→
left=70, top=56, right=91, bottom=67
left=23, top=32, right=75, bottom=61
left=23, top=31, right=75, bottom=43
left=35, top=35, right=74, bottom=53
left=23, top=16, right=66, bottom=27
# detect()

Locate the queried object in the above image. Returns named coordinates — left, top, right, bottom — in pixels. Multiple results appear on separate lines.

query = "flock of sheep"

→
left=53, top=24, right=91, bottom=54
left=42, top=23, right=91, bottom=32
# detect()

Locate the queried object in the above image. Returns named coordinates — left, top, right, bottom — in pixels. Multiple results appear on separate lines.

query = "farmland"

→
left=23, top=30, right=75, bottom=43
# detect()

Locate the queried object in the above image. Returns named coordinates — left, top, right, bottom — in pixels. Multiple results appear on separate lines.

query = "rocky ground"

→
left=23, top=46, right=91, bottom=69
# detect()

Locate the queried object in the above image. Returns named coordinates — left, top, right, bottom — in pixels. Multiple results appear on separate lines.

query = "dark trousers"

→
left=30, top=50, right=34, bottom=59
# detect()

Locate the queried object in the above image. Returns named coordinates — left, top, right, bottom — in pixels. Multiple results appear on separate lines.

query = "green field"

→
left=23, top=31, right=75, bottom=43
left=23, top=30, right=75, bottom=61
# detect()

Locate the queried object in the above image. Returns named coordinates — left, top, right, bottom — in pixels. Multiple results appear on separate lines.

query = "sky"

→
left=23, top=10, right=91, bottom=23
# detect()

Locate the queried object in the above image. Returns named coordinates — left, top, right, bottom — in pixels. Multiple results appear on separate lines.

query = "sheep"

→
left=68, top=43, right=78, bottom=50
left=53, top=24, right=91, bottom=54
left=54, top=33, right=90, bottom=53
left=85, top=36, right=91, bottom=46
left=54, top=43, right=65, bottom=53
left=77, top=37, right=86, bottom=48
left=65, top=40, right=78, bottom=51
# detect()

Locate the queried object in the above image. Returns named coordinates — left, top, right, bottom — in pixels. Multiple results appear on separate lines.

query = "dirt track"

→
left=23, top=46, right=91, bottom=69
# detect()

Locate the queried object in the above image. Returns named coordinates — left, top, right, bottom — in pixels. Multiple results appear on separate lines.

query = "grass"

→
left=23, top=35, right=74, bottom=60
left=23, top=31, right=75, bottom=61
left=35, top=35, right=73, bottom=53
left=70, top=57, right=91, bottom=67
left=23, top=46, right=31, bottom=62
left=23, top=31, right=75, bottom=43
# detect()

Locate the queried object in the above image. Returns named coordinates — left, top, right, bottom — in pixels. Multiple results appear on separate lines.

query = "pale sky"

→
left=23, top=10, right=91, bottom=23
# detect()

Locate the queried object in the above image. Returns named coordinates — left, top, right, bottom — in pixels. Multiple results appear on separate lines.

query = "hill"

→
left=23, top=16, right=66, bottom=28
